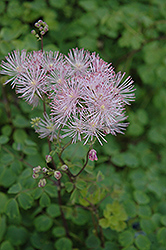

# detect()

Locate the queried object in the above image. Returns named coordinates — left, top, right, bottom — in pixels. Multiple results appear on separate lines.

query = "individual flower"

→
left=54, top=171, right=62, bottom=180
left=38, top=178, right=47, bottom=187
left=0, top=50, right=27, bottom=88
left=15, top=64, right=47, bottom=106
left=62, top=110, right=85, bottom=143
left=42, top=51, right=62, bottom=72
left=88, top=149, right=98, bottom=161
left=65, top=48, right=91, bottom=75
left=50, top=77, right=83, bottom=127
left=35, top=113, right=57, bottom=141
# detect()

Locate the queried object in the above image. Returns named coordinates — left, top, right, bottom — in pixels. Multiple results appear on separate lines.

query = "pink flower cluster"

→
left=0, top=48, right=135, bottom=145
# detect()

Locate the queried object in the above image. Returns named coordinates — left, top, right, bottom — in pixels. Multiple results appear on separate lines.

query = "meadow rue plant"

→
left=0, top=20, right=135, bottom=246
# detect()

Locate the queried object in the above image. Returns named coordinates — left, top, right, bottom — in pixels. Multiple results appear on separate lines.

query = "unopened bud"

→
left=88, top=149, right=98, bottom=161
left=61, top=164, right=68, bottom=171
left=35, top=22, right=40, bottom=28
left=38, top=178, right=46, bottom=187
left=32, top=173, right=39, bottom=179
left=40, top=31, right=45, bottom=36
left=31, top=29, right=36, bottom=35
left=42, top=167, right=48, bottom=173
left=33, top=166, right=41, bottom=174
left=54, top=171, right=62, bottom=180
left=46, top=155, right=52, bottom=163
left=103, top=127, right=110, bottom=135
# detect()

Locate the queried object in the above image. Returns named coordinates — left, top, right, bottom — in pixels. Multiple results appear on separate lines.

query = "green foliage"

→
left=1, top=0, right=166, bottom=248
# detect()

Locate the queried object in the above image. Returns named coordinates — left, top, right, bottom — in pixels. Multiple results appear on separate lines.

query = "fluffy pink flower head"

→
left=0, top=50, right=27, bottom=88
left=88, top=149, right=98, bottom=161
left=65, top=48, right=91, bottom=75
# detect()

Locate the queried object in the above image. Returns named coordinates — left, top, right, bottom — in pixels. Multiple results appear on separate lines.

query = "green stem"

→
left=57, top=180, right=70, bottom=238
left=73, top=144, right=93, bottom=177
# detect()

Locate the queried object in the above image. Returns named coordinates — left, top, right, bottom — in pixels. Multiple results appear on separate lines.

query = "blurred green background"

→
left=0, top=0, right=166, bottom=250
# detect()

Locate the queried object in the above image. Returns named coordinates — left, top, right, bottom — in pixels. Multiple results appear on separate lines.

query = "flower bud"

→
left=31, top=29, right=36, bottom=35
left=103, top=127, right=110, bottom=135
left=61, top=164, right=68, bottom=171
left=54, top=171, right=62, bottom=180
left=88, top=149, right=98, bottom=161
left=35, top=22, right=40, bottom=28
left=33, top=165, right=41, bottom=174
left=40, top=31, right=45, bottom=36
left=42, top=167, right=48, bottom=173
left=32, top=173, right=39, bottom=179
left=38, top=178, right=46, bottom=187
left=46, top=155, right=52, bottom=163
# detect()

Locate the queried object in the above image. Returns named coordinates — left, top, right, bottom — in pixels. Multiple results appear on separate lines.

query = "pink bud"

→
left=32, top=173, right=39, bottom=179
left=61, top=165, right=68, bottom=171
left=88, top=149, right=98, bottom=161
left=31, top=29, right=36, bottom=35
left=33, top=166, right=41, bottom=174
left=38, top=178, right=46, bottom=187
left=42, top=167, right=48, bottom=173
left=46, top=155, right=52, bottom=163
left=54, top=171, right=62, bottom=180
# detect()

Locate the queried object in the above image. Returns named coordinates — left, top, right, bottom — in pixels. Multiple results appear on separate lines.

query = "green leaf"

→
left=140, top=219, right=155, bottom=233
left=10, top=161, right=23, bottom=175
left=44, top=184, right=58, bottom=197
left=24, top=139, right=37, bottom=147
left=13, top=129, right=27, bottom=143
left=135, top=235, right=151, bottom=250
left=18, top=193, right=33, bottom=210
left=133, top=191, right=150, bottom=205
left=5, top=199, right=20, bottom=219
left=0, top=215, right=6, bottom=242
left=0, top=192, right=8, bottom=214
left=123, top=152, right=139, bottom=168
left=6, top=225, right=28, bottom=246
left=1, top=125, right=12, bottom=136
left=52, top=227, right=66, bottom=237
left=0, top=241, right=15, bottom=250
left=23, top=146, right=38, bottom=155
left=0, top=135, right=9, bottom=144
left=39, top=192, right=51, bottom=208
left=111, top=154, right=125, bottom=167
left=85, top=234, right=100, bottom=248
left=0, top=154, right=14, bottom=165
left=65, top=182, right=74, bottom=193
left=32, top=188, right=43, bottom=200
left=157, top=227, right=166, bottom=245
left=99, top=218, right=109, bottom=228
left=13, top=115, right=29, bottom=128
left=122, top=246, right=137, bottom=250
left=8, top=183, right=22, bottom=194
left=71, top=207, right=90, bottom=225
left=161, top=216, right=166, bottom=226
left=138, top=206, right=152, bottom=218
left=55, top=237, right=72, bottom=250
left=46, top=204, right=61, bottom=218
left=34, top=215, right=53, bottom=232
left=75, top=179, right=87, bottom=190
left=119, top=230, right=134, bottom=247
left=123, top=200, right=137, bottom=218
